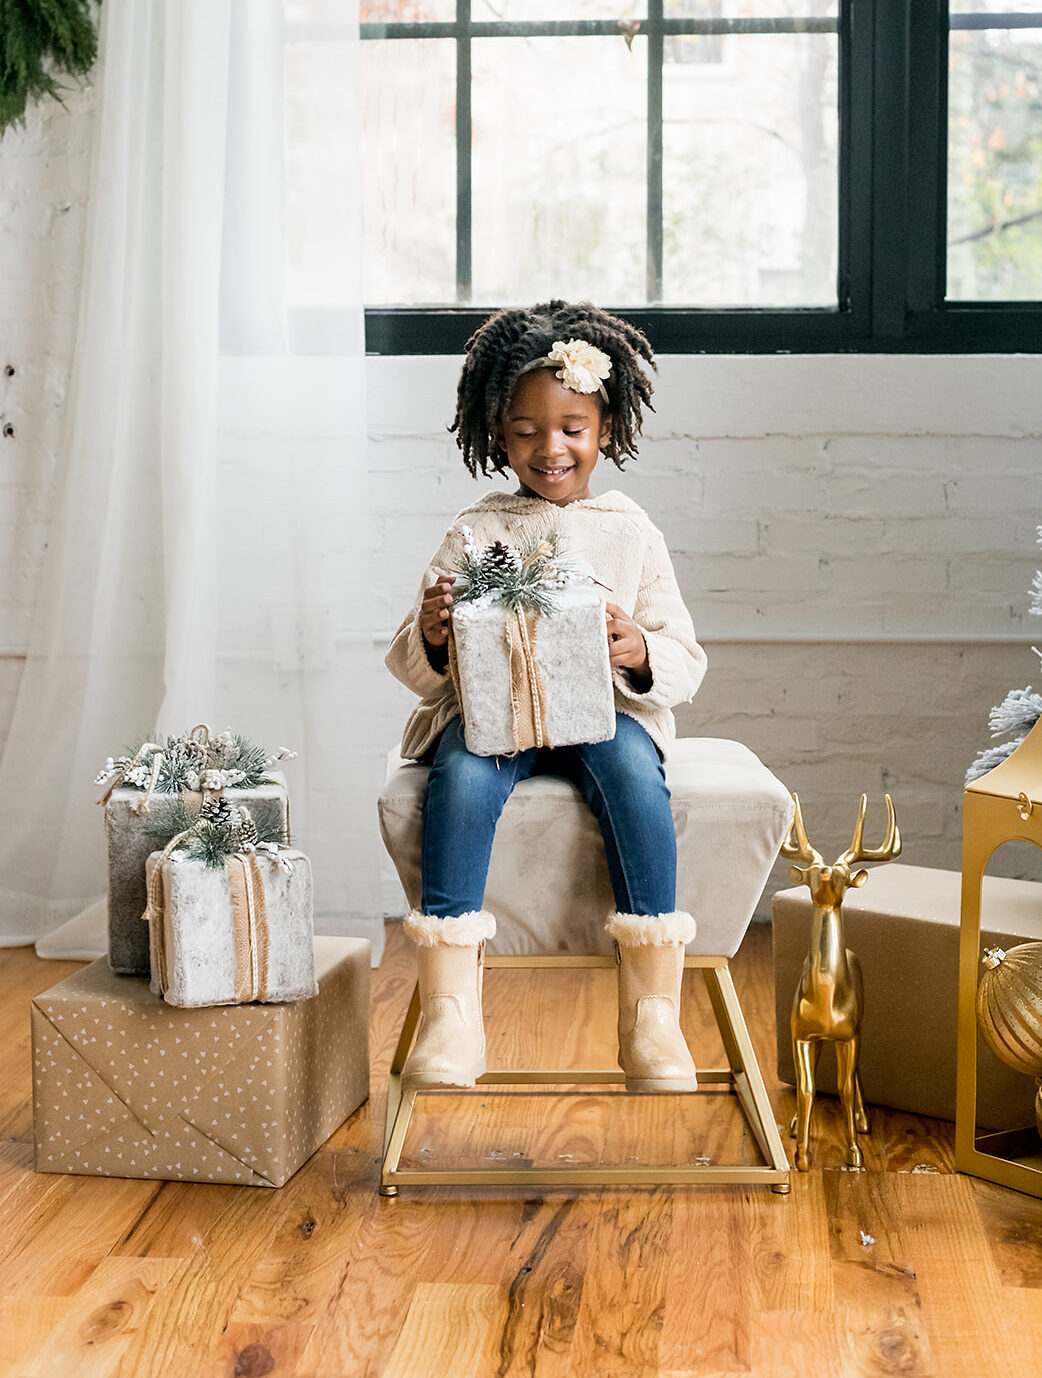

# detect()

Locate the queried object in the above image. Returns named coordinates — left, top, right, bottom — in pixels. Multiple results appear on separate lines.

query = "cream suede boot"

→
left=401, top=910, right=496, bottom=1090
left=606, top=911, right=698, bottom=1093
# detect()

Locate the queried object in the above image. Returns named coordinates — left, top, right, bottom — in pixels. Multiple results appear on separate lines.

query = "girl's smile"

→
left=497, top=368, right=612, bottom=506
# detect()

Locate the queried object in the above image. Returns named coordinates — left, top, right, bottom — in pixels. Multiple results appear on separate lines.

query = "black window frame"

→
left=353, top=1, right=1042, bottom=354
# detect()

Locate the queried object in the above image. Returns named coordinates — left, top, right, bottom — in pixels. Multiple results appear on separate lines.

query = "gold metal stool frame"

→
left=380, top=953, right=792, bottom=1195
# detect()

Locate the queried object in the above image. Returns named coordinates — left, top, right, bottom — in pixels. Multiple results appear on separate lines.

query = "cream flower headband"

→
left=519, top=337, right=612, bottom=403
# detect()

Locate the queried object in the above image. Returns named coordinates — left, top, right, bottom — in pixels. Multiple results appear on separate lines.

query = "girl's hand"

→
left=421, top=575, right=456, bottom=648
left=606, top=603, right=651, bottom=686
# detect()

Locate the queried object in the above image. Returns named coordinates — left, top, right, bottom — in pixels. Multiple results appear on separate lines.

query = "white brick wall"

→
left=368, top=356, right=1042, bottom=902
left=4, top=90, right=1042, bottom=913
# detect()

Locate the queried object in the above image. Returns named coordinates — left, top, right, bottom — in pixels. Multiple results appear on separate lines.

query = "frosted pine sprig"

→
left=452, top=529, right=594, bottom=616
left=988, top=687, right=1042, bottom=738
left=966, top=529, right=1042, bottom=784
left=966, top=739, right=1025, bottom=785
left=142, top=795, right=287, bottom=857
left=95, top=728, right=295, bottom=794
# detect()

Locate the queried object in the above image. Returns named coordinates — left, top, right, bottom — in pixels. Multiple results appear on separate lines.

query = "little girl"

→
left=386, top=300, right=707, bottom=1093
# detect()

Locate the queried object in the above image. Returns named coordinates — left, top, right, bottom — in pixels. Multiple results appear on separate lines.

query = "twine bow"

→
left=95, top=740, right=164, bottom=811
left=96, top=723, right=239, bottom=816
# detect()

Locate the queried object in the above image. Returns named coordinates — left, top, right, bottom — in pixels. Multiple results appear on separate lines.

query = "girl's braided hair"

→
left=450, top=300, right=656, bottom=478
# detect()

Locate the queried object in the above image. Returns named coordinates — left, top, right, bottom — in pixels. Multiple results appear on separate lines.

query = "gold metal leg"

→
left=383, top=984, right=420, bottom=1153
left=702, top=964, right=791, bottom=1181
left=380, top=984, right=421, bottom=1195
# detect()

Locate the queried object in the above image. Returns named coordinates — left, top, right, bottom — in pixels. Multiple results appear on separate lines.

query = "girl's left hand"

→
left=605, top=603, right=651, bottom=681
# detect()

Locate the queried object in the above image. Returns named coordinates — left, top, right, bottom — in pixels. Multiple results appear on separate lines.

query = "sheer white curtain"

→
left=0, top=0, right=383, bottom=954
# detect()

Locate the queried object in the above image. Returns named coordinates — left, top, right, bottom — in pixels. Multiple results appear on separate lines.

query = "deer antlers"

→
left=780, top=794, right=821, bottom=865
left=781, top=793, right=902, bottom=872
left=839, top=794, right=902, bottom=868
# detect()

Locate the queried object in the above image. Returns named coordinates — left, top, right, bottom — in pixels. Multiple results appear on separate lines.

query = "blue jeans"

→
left=421, top=714, right=677, bottom=919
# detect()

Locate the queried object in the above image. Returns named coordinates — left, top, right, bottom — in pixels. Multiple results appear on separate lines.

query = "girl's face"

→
left=496, top=368, right=611, bottom=506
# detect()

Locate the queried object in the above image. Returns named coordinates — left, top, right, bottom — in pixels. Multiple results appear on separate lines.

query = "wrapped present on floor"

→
left=143, top=798, right=316, bottom=1008
left=31, top=936, right=369, bottom=1187
left=97, top=725, right=294, bottom=976
left=448, top=529, right=616, bottom=757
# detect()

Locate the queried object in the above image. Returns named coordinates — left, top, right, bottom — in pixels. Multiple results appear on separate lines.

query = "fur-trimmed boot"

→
left=606, top=910, right=698, bottom=1093
left=401, top=910, right=496, bottom=1089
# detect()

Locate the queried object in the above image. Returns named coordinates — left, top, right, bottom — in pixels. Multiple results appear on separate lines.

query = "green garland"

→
left=0, top=0, right=99, bottom=135
left=95, top=727, right=297, bottom=797
left=142, top=795, right=288, bottom=864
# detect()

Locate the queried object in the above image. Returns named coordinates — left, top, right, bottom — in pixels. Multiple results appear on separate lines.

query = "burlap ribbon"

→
left=449, top=608, right=551, bottom=754
left=226, top=852, right=271, bottom=1003
left=144, top=842, right=271, bottom=1004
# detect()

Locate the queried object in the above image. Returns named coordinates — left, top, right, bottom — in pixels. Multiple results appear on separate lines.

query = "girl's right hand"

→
left=420, top=575, right=456, bottom=647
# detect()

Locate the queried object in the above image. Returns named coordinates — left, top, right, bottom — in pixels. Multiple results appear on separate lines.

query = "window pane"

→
left=471, top=37, right=647, bottom=303
left=361, top=40, right=457, bottom=304
left=662, top=32, right=838, bottom=305
left=472, top=1, right=645, bottom=19
left=951, top=2, right=1042, bottom=14
left=947, top=25, right=1042, bottom=300
left=669, top=1, right=838, bottom=15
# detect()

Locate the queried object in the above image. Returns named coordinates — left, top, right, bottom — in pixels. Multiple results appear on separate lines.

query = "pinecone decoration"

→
left=482, top=540, right=521, bottom=574
left=199, top=796, right=235, bottom=828
left=237, top=809, right=259, bottom=852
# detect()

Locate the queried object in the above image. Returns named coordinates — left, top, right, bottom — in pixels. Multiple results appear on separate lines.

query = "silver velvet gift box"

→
left=449, top=581, right=616, bottom=757
left=144, top=845, right=317, bottom=1009
left=105, top=773, right=290, bottom=976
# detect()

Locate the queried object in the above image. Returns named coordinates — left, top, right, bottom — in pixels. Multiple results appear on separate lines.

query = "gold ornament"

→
left=975, top=942, right=1042, bottom=1080
left=781, top=793, right=902, bottom=1172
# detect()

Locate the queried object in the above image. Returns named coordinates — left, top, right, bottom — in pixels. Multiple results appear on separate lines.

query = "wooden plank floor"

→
left=2, top=923, right=1042, bottom=1376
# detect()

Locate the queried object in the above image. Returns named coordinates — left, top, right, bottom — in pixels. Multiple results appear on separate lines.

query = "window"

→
left=290, top=3, right=1042, bottom=352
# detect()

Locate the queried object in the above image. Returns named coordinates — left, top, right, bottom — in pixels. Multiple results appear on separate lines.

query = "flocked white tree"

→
left=966, top=525, right=1042, bottom=783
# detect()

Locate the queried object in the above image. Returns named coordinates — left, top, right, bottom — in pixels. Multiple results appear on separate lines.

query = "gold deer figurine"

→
left=781, top=793, right=901, bottom=1171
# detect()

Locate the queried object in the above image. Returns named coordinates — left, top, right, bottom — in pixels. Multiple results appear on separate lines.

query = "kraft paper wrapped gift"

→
left=773, top=863, right=1042, bottom=1129
left=449, top=583, right=615, bottom=757
left=32, top=935, right=369, bottom=1186
left=145, top=846, right=316, bottom=1008
left=105, top=773, right=290, bottom=977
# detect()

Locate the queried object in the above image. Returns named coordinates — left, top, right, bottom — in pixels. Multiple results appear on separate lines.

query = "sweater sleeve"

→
left=613, top=522, right=707, bottom=710
left=385, top=526, right=466, bottom=700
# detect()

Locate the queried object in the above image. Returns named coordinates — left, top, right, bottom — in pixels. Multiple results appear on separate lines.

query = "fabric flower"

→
left=546, top=338, right=612, bottom=395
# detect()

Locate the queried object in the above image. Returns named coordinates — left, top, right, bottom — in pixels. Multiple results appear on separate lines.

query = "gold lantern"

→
left=959, top=717, right=1042, bottom=1196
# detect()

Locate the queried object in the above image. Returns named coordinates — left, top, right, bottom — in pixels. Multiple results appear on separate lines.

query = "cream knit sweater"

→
left=385, top=489, right=707, bottom=761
